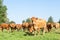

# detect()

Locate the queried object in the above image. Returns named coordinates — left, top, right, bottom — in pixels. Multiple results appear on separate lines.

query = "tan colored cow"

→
left=31, top=17, right=47, bottom=35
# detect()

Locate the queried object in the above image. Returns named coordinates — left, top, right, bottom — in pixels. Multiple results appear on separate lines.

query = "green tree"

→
left=0, top=0, right=9, bottom=24
left=58, top=19, right=60, bottom=23
left=9, top=21, right=16, bottom=24
left=22, top=20, right=25, bottom=23
left=26, top=18, right=32, bottom=23
left=48, top=16, right=54, bottom=23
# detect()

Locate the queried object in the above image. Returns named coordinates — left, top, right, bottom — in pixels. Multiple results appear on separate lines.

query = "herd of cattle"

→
left=0, top=17, right=60, bottom=35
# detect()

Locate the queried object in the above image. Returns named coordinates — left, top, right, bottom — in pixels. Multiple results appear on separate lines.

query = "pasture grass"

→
left=0, top=28, right=60, bottom=40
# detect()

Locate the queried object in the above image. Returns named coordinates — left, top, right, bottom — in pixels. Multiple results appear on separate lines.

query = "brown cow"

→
left=53, top=22, right=60, bottom=29
left=27, top=23, right=34, bottom=33
left=47, top=22, right=60, bottom=32
left=30, top=17, right=47, bottom=35
left=0, top=23, right=10, bottom=32
left=16, top=24, right=22, bottom=31
left=9, top=23, right=16, bottom=32
left=47, top=22, right=53, bottom=32
left=22, top=22, right=29, bottom=32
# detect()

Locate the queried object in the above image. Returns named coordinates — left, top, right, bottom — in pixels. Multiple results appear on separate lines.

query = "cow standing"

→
left=22, top=22, right=29, bottom=32
left=16, top=24, right=22, bottom=31
left=30, top=17, right=47, bottom=35
left=0, top=23, right=10, bottom=32
left=47, top=23, right=53, bottom=32
left=53, top=22, right=60, bottom=29
left=9, top=23, right=16, bottom=32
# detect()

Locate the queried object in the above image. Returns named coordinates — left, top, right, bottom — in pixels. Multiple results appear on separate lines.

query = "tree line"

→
left=0, top=0, right=15, bottom=24
left=0, top=0, right=60, bottom=24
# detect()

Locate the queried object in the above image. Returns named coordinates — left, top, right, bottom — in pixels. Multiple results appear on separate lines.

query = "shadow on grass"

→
left=23, top=32, right=44, bottom=36
left=24, top=32, right=34, bottom=36
left=55, top=32, right=60, bottom=34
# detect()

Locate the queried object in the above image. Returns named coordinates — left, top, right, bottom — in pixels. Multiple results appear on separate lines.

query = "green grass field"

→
left=0, top=28, right=60, bottom=40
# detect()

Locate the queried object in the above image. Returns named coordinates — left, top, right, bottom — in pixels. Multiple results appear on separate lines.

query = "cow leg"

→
left=46, top=27, right=49, bottom=32
left=17, top=28, right=20, bottom=31
left=22, top=26, right=26, bottom=32
left=7, top=27, right=10, bottom=33
left=33, top=27, right=37, bottom=36
left=43, top=29, right=45, bottom=35
left=11, top=27, right=14, bottom=32
left=34, top=30, right=36, bottom=36
left=2, top=28, right=3, bottom=32
left=34, top=29, right=38, bottom=36
left=24, top=28, right=27, bottom=32
left=37, top=28, right=40, bottom=35
left=43, top=27, right=46, bottom=35
left=0, top=27, right=2, bottom=31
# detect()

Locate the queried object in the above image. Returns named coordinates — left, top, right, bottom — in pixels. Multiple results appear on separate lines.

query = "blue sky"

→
left=4, top=0, right=60, bottom=23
